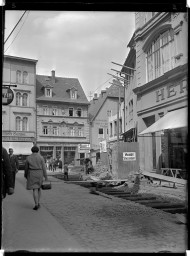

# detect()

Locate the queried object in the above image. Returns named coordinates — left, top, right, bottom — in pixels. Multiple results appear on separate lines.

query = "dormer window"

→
left=46, top=88, right=52, bottom=97
left=70, top=88, right=77, bottom=99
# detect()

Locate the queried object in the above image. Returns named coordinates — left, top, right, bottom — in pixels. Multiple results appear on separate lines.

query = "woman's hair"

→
left=31, top=146, right=39, bottom=153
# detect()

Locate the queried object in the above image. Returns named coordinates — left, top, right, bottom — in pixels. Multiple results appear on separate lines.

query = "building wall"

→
left=2, top=56, right=37, bottom=151
left=90, top=98, right=118, bottom=165
left=134, top=12, right=188, bottom=172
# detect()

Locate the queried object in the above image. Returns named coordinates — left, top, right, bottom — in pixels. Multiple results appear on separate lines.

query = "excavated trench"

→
left=54, top=174, right=187, bottom=215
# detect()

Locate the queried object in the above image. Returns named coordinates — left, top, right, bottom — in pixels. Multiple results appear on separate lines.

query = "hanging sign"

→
left=123, top=152, right=136, bottom=161
left=2, top=87, right=14, bottom=105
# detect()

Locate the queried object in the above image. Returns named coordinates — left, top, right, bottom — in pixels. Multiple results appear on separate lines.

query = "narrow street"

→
left=2, top=171, right=187, bottom=253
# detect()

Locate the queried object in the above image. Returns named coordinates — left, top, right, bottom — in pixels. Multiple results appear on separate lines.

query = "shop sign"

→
left=2, top=131, right=34, bottom=137
left=2, top=136, right=34, bottom=142
left=2, top=87, right=14, bottom=105
left=123, top=152, right=136, bottom=161
left=78, top=144, right=90, bottom=152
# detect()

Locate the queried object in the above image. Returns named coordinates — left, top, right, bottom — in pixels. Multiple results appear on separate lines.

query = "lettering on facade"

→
left=156, top=80, right=187, bottom=102
left=123, top=152, right=136, bottom=161
left=2, top=136, right=34, bottom=142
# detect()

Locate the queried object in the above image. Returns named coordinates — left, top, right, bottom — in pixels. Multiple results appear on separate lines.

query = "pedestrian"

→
left=2, top=146, right=14, bottom=199
left=24, top=146, right=48, bottom=210
left=9, top=148, right=19, bottom=189
left=64, top=163, right=69, bottom=180
left=52, top=158, right=56, bottom=172
left=49, top=157, right=53, bottom=171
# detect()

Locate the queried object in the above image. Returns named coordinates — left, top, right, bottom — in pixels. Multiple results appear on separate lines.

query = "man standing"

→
left=9, top=148, right=19, bottom=188
left=2, top=146, right=14, bottom=199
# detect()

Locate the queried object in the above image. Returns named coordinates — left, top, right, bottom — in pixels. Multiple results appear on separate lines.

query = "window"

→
left=43, top=126, right=48, bottom=135
left=78, top=128, right=83, bottom=137
left=129, top=100, right=133, bottom=122
left=69, top=108, right=73, bottom=116
left=16, top=92, right=22, bottom=106
left=98, top=128, right=104, bottom=138
left=114, top=121, right=117, bottom=136
left=53, top=126, right=59, bottom=136
left=70, top=127, right=75, bottom=136
left=22, top=93, right=28, bottom=106
left=146, top=29, right=175, bottom=82
left=43, top=106, right=48, bottom=115
left=110, top=123, right=113, bottom=137
left=76, top=108, right=82, bottom=117
left=70, top=90, right=77, bottom=99
left=16, top=116, right=22, bottom=131
left=52, top=107, right=57, bottom=116
left=16, top=70, right=22, bottom=83
left=23, top=71, right=28, bottom=84
left=45, top=88, right=52, bottom=97
left=22, top=117, right=28, bottom=131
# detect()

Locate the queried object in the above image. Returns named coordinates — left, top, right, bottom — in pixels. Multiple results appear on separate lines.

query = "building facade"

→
left=2, top=55, right=38, bottom=155
left=89, top=83, right=124, bottom=165
left=36, top=70, right=90, bottom=165
left=133, top=12, right=188, bottom=172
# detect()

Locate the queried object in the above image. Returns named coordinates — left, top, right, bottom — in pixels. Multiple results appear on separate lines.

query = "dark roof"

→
left=88, top=84, right=124, bottom=121
left=36, top=75, right=89, bottom=105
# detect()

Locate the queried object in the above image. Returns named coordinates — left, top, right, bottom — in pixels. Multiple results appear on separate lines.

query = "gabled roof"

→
left=88, top=84, right=124, bottom=122
left=36, top=74, right=89, bottom=105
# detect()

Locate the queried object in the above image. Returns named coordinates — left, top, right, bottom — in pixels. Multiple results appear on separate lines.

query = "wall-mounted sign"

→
left=2, top=87, right=14, bottom=105
left=123, top=152, right=136, bottom=161
left=78, top=144, right=90, bottom=153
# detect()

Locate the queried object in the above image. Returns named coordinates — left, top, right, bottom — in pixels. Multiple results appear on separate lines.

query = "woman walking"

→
left=24, top=146, right=48, bottom=210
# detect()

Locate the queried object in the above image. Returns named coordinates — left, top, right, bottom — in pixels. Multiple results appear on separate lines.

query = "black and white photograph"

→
left=1, top=0, right=188, bottom=253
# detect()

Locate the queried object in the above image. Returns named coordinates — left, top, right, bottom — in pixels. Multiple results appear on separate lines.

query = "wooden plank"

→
left=141, top=170, right=187, bottom=185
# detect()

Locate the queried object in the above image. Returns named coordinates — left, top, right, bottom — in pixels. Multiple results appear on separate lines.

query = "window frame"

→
left=69, top=108, right=74, bottom=117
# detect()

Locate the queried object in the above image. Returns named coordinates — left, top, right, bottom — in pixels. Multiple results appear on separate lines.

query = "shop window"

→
left=114, top=121, right=117, bottom=136
left=146, top=29, right=175, bottom=82
left=69, top=108, right=73, bottom=116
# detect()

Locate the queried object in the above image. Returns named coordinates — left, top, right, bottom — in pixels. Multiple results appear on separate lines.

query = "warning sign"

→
left=123, top=152, right=136, bottom=161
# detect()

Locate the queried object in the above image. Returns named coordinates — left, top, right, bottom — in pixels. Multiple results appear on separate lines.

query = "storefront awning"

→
left=139, top=107, right=187, bottom=135
left=2, top=142, right=33, bottom=155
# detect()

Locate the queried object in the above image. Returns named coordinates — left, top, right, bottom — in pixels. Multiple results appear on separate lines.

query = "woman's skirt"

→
left=26, top=169, right=43, bottom=190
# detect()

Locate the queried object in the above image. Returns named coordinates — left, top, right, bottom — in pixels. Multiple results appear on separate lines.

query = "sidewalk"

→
left=2, top=172, right=83, bottom=252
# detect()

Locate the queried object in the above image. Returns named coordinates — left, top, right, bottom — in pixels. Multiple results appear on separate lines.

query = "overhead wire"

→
left=4, top=11, right=30, bottom=53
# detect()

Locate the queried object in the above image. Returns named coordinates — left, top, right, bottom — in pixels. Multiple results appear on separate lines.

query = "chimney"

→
left=101, top=90, right=106, bottom=97
left=51, top=70, right=55, bottom=84
left=93, top=93, right=98, bottom=103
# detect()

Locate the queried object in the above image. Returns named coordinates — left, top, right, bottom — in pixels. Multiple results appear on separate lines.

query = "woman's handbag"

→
left=41, top=180, right=51, bottom=190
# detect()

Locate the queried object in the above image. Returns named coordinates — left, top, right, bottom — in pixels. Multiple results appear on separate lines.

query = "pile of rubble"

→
left=80, top=160, right=113, bottom=181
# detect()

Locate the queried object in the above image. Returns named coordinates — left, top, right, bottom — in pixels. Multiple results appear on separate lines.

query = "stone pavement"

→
left=2, top=171, right=83, bottom=252
left=2, top=171, right=188, bottom=253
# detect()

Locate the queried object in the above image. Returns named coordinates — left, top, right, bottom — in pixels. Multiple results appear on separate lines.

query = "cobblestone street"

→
left=14, top=172, right=187, bottom=253
left=2, top=171, right=187, bottom=253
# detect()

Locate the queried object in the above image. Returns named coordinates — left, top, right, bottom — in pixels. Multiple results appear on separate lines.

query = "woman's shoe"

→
left=33, top=205, right=38, bottom=210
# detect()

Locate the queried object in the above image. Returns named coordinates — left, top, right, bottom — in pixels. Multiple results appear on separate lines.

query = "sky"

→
left=4, top=11, right=135, bottom=100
